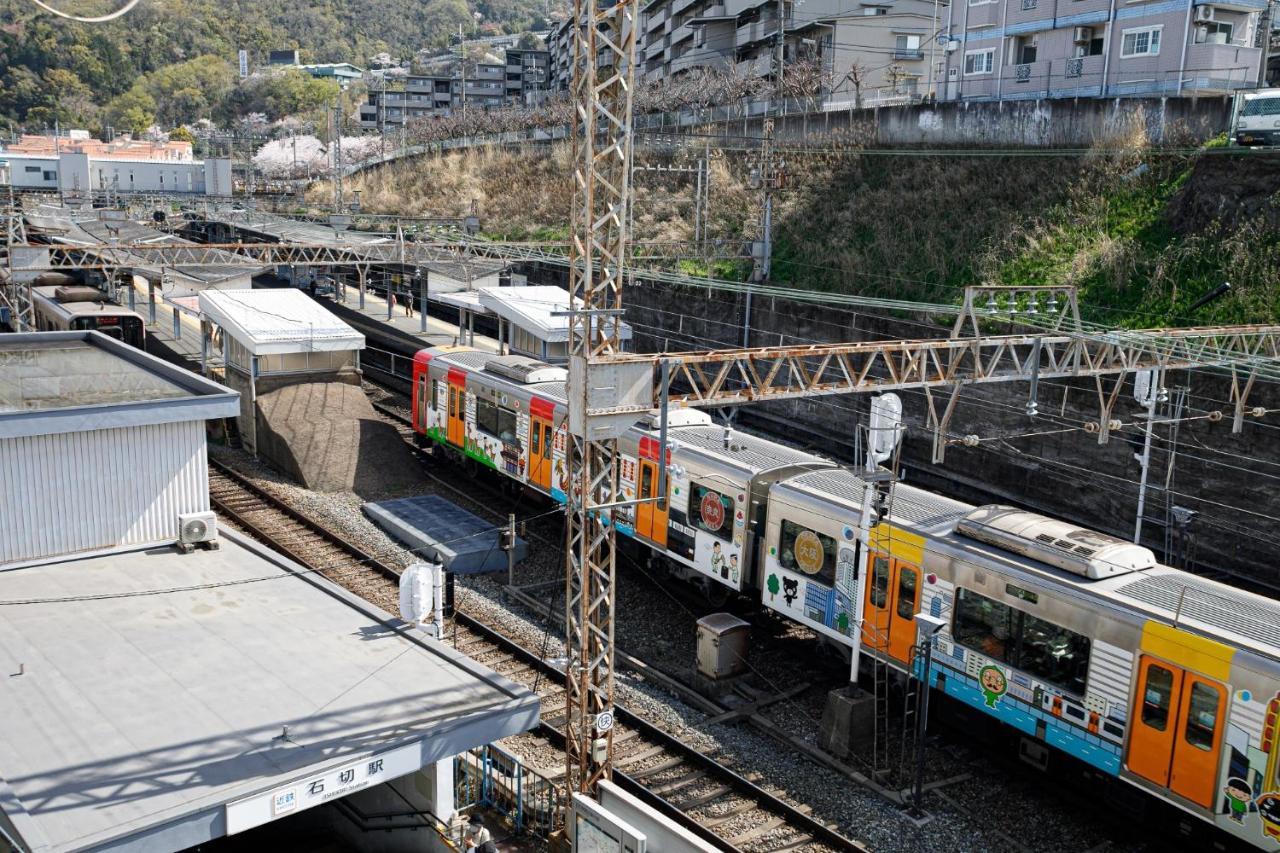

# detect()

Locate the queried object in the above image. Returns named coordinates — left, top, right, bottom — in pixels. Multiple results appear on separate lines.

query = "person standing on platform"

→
left=389, top=292, right=397, bottom=315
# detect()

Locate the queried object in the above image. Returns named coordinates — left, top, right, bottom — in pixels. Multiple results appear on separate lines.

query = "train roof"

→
left=662, top=424, right=820, bottom=473
left=776, top=468, right=970, bottom=532
left=31, top=286, right=142, bottom=319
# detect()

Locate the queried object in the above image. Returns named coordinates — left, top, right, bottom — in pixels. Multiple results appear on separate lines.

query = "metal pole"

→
left=911, top=637, right=934, bottom=817
left=418, top=268, right=428, bottom=333
left=506, top=513, right=517, bottom=588
left=1134, top=396, right=1156, bottom=544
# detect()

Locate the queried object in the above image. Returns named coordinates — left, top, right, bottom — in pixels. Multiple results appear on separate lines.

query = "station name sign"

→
left=225, top=740, right=424, bottom=834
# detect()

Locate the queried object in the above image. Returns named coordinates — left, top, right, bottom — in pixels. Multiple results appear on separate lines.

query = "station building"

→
left=0, top=330, right=539, bottom=851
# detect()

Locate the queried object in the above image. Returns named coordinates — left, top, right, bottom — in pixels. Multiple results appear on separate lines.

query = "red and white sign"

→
left=700, top=491, right=725, bottom=531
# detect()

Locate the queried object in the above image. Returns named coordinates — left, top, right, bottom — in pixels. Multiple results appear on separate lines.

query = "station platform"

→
left=0, top=528, right=540, bottom=852
left=324, top=285, right=501, bottom=353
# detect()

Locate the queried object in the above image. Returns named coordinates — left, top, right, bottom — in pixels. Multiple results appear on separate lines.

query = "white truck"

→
left=1230, top=88, right=1280, bottom=146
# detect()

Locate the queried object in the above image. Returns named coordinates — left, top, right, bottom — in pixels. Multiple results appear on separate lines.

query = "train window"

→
left=688, top=483, right=733, bottom=542
left=870, top=556, right=890, bottom=608
left=778, top=519, right=837, bottom=585
left=1184, top=682, right=1220, bottom=750
left=1141, top=664, right=1174, bottom=731
left=1005, top=583, right=1038, bottom=605
left=475, top=397, right=518, bottom=444
left=531, top=421, right=541, bottom=456
left=1017, top=610, right=1091, bottom=697
left=953, top=588, right=1013, bottom=664
left=448, top=386, right=457, bottom=418
left=954, top=588, right=1091, bottom=694
left=897, top=567, right=918, bottom=619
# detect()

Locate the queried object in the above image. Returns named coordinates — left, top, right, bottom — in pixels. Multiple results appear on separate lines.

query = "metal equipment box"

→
left=695, top=613, right=750, bottom=680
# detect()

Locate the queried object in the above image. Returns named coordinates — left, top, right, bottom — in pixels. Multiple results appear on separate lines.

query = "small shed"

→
left=0, top=330, right=238, bottom=565
left=198, top=288, right=364, bottom=454
left=478, top=285, right=633, bottom=363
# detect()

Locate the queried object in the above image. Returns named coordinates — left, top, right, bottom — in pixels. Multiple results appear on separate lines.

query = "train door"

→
left=446, top=368, right=467, bottom=447
left=635, top=457, right=669, bottom=548
left=529, top=398, right=554, bottom=491
left=1126, top=657, right=1227, bottom=808
left=861, top=552, right=922, bottom=664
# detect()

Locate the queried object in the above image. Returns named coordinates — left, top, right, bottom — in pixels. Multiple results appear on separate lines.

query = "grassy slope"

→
left=346, top=141, right=1280, bottom=327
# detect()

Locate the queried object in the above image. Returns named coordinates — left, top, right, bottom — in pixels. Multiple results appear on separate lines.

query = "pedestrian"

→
left=463, top=814, right=497, bottom=853
left=389, top=292, right=397, bottom=314
left=405, top=295, right=413, bottom=317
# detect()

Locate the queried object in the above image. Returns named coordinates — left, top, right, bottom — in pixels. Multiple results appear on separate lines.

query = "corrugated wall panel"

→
left=0, top=422, right=208, bottom=564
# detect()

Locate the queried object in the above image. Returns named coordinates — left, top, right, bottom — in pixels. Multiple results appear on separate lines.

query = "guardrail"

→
left=454, top=743, right=563, bottom=840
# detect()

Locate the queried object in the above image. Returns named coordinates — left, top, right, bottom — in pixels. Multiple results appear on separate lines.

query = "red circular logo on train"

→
left=700, top=492, right=726, bottom=531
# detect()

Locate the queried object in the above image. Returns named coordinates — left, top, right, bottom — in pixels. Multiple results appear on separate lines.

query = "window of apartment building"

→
left=1012, top=35, right=1037, bottom=64
left=1120, top=25, right=1161, bottom=57
left=964, top=48, right=995, bottom=74
left=695, top=25, right=706, bottom=47
left=1074, top=33, right=1105, bottom=57
left=895, top=34, right=922, bottom=51
left=1194, top=20, right=1233, bottom=43
left=862, top=5, right=888, bottom=13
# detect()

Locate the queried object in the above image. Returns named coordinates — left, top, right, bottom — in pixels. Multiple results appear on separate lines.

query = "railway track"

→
left=206, top=456, right=861, bottom=852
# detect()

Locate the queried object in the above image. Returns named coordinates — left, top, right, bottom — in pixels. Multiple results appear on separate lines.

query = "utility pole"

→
left=1260, top=0, right=1276, bottom=86
left=331, top=100, right=344, bottom=209
left=747, top=120, right=777, bottom=347
left=1133, top=370, right=1162, bottom=545
left=563, top=0, right=639, bottom=799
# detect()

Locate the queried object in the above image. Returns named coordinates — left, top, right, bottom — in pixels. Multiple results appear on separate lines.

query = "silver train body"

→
left=413, top=345, right=1280, bottom=849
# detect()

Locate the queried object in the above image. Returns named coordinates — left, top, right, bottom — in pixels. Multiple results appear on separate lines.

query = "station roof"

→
left=198, top=288, right=365, bottom=355
left=0, top=530, right=540, bottom=852
left=26, top=208, right=265, bottom=288
left=0, top=331, right=238, bottom=439
left=477, top=285, right=633, bottom=343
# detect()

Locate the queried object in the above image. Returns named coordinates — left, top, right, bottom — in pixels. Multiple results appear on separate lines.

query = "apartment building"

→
left=940, top=0, right=1267, bottom=100
left=360, top=53, right=550, bottom=130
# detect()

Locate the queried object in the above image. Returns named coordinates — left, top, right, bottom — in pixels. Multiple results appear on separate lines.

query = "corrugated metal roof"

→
left=788, top=468, right=971, bottom=528
left=477, top=286, right=633, bottom=343
left=673, top=425, right=814, bottom=471
left=198, top=289, right=364, bottom=355
left=1116, top=572, right=1280, bottom=652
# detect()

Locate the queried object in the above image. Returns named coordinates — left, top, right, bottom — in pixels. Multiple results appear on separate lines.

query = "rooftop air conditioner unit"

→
left=1073, top=26, right=1093, bottom=43
left=178, top=511, right=219, bottom=551
left=1194, top=5, right=1215, bottom=22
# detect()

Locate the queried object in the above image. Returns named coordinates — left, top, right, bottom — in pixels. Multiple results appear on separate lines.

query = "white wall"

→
left=596, top=780, right=719, bottom=853
left=0, top=152, right=233, bottom=195
left=0, top=421, right=209, bottom=564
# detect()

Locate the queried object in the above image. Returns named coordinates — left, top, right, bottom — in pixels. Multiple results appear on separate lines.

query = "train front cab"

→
left=1124, top=622, right=1233, bottom=813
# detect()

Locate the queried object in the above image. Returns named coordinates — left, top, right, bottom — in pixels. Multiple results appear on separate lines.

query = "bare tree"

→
left=839, top=61, right=868, bottom=109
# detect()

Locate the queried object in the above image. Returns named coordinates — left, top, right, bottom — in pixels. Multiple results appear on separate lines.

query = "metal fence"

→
left=454, top=743, right=563, bottom=839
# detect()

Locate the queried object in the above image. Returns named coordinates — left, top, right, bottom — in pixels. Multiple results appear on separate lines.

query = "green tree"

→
left=104, top=86, right=156, bottom=135
left=169, top=125, right=196, bottom=143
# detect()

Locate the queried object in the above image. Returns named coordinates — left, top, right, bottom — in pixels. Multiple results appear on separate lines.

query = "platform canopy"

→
left=199, top=288, right=365, bottom=355
left=477, top=285, right=633, bottom=344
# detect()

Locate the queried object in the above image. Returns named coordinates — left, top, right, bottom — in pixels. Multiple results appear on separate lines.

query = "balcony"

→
left=736, top=18, right=778, bottom=46
left=893, top=48, right=925, bottom=61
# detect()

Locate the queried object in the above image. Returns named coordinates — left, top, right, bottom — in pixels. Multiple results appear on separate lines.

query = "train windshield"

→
left=1242, top=97, right=1280, bottom=117
left=73, top=316, right=145, bottom=349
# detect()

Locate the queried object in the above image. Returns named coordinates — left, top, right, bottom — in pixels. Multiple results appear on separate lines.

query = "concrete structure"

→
left=0, top=330, right=238, bottom=565
left=360, top=51, right=553, bottom=130
left=198, top=288, right=364, bottom=456
left=939, top=0, right=1267, bottom=100
left=478, top=285, right=633, bottom=363
left=270, top=48, right=302, bottom=65
left=0, top=518, right=538, bottom=850
left=296, top=62, right=365, bottom=88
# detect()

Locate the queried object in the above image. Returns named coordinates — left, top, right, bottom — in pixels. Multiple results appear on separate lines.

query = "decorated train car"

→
left=412, top=345, right=828, bottom=599
left=414, top=344, right=1280, bottom=848
left=760, top=468, right=1280, bottom=848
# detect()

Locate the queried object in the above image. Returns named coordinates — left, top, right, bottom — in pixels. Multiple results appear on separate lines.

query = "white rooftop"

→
left=199, top=289, right=365, bottom=355
left=0, top=530, right=539, bottom=851
left=0, top=332, right=238, bottom=439
left=477, top=286, right=633, bottom=343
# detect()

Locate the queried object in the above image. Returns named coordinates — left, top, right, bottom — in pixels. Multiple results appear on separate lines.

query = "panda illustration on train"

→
left=414, top=344, right=1280, bottom=850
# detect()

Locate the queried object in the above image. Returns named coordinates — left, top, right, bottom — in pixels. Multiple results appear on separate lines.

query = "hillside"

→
left=341, top=138, right=1280, bottom=328
left=0, top=0, right=550, bottom=131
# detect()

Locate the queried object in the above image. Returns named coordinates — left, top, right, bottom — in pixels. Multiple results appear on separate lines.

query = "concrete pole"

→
left=148, top=280, right=156, bottom=325
left=1133, top=397, right=1156, bottom=544
left=418, top=268, right=428, bottom=334
left=358, top=265, right=366, bottom=310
